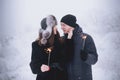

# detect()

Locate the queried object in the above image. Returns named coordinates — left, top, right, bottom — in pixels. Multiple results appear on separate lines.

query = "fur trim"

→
left=41, top=38, right=47, bottom=45
left=42, top=30, right=51, bottom=39
left=39, top=28, right=44, bottom=34
left=46, top=15, right=57, bottom=27
left=40, top=15, right=57, bottom=45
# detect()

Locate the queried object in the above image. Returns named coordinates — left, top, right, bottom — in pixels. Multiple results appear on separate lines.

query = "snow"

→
left=0, top=0, right=120, bottom=80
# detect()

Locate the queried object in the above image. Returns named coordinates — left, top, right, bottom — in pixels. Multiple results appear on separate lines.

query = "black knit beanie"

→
left=61, top=14, right=77, bottom=28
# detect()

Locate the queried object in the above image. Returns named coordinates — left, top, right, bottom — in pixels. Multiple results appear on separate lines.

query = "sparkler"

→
left=44, top=46, right=53, bottom=66
left=82, top=35, right=87, bottom=50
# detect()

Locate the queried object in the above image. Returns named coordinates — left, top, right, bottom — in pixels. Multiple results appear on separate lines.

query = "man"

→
left=60, top=14, right=98, bottom=80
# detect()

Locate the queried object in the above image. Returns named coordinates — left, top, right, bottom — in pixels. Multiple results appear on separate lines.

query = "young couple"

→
left=30, top=14, right=98, bottom=80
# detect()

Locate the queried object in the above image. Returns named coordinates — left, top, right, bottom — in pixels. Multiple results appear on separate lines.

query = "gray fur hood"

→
left=39, top=15, right=57, bottom=45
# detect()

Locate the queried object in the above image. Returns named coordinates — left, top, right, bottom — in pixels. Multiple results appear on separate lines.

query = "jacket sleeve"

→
left=29, top=42, right=42, bottom=74
left=84, top=35, right=98, bottom=65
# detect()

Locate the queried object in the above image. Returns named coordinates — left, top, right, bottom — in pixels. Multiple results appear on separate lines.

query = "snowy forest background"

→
left=0, top=0, right=120, bottom=80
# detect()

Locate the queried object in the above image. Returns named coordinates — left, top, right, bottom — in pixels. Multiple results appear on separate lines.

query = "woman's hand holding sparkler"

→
left=41, top=64, right=50, bottom=72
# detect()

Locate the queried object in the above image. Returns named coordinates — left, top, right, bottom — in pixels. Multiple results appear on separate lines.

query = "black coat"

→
left=30, top=35, right=67, bottom=80
left=62, top=26, right=98, bottom=80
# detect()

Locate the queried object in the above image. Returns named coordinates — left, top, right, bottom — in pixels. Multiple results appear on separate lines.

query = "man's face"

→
left=61, top=22, right=72, bottom=34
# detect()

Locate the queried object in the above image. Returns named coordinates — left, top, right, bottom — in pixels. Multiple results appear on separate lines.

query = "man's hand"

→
left=41, top=64, right=50, bottom=72
left=67, top=28, right=74, bottom=39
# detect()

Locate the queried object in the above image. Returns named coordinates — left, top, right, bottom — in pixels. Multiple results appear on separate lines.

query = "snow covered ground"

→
left=0, top=0, right=120, bottom=80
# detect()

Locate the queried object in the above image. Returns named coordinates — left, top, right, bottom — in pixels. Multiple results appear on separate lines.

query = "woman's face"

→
left=53, top=26, right=57, bottom=35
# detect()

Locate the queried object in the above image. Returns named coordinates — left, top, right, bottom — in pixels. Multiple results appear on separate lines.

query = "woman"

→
left=30, top=15, right=67, bottom=80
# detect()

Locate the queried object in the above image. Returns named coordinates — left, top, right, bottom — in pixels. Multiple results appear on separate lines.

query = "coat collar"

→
left=73, top=24, right=83, bottom=36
